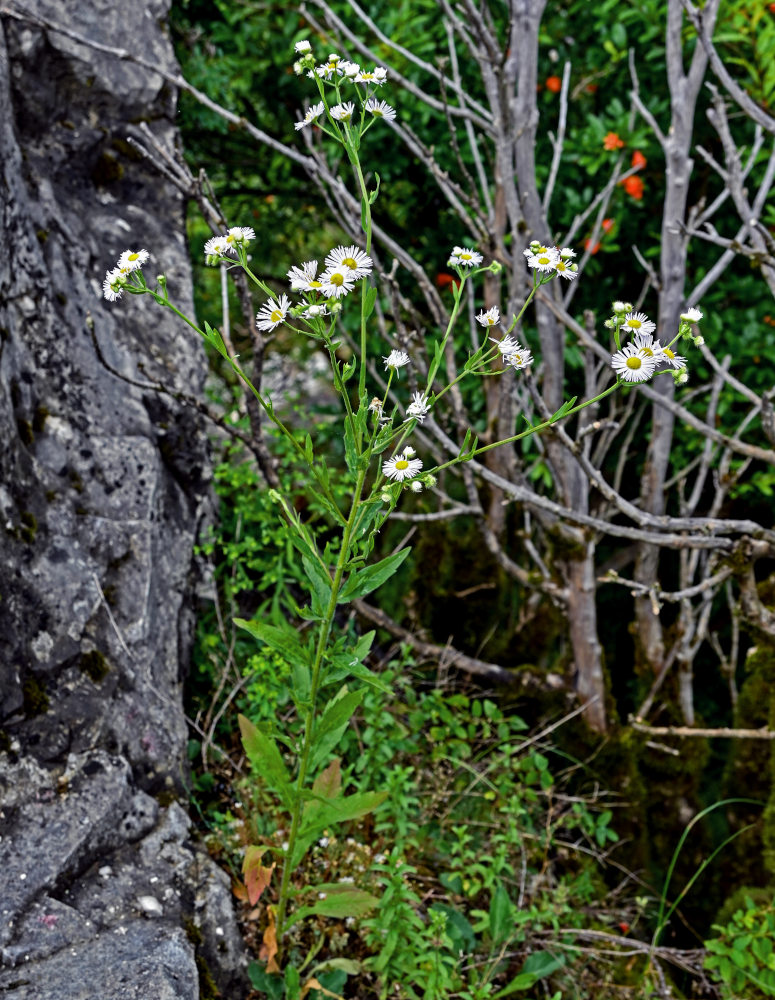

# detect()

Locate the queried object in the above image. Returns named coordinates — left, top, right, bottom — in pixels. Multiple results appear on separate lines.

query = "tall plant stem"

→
left=274, top=465, right=369, bottom=949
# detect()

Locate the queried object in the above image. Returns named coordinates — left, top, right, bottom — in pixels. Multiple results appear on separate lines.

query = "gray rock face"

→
left=0, top=2, right=247, bottom=996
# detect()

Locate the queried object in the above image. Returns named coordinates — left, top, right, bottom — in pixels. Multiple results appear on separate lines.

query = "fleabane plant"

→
left=100, top=39, right=705, bottom=971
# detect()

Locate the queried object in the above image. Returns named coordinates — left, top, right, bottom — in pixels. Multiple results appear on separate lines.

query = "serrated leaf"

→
left=239, top=715, right=294, bottom=808
left=310, top=688, right=365, bottom=771
left=338, top=548, right=411, bottom=602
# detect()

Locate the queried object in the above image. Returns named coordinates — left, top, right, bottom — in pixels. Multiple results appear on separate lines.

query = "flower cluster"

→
left=255, top=244, right=374, bottom=332
left=102, top=248, right=149, bottom=301
left=524, top=242, right=577, bottom=280
left=204, top=226, right=256, bottom=265
left=492, top=333, right=533, bottom=371
left=609, top=304, right=702, bottom=384
left=292, top=45, right=396, bottom=130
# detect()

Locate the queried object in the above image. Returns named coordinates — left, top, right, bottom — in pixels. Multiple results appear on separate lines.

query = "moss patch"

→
left=80, top=649, right=111, bottom=684
left=22, top=674, right=50, bottom=716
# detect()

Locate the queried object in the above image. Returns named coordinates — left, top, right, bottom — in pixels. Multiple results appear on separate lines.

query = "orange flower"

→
left=601, top=217, right=615, bottom=233
left=436, top=272, right=460, bottom=290
left=603, top=131, right=624, bottom=150
left=622, top=175, right=644, bottom=200
left=584, top=238, right=601, bottom=255
left=631, top=149, right=647, bottom=169
left=545, top=75, right=562, bottom=93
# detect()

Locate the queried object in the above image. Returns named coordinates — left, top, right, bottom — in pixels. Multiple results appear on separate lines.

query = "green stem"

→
left=434, top=381, right=622, bottom=473
left=274, top=465, right=369, bottom=949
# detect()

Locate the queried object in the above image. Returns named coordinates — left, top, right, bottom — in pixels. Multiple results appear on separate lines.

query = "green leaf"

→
left=312, top=758, right=342, bottom=800
left=363, top=286, right=378, bottom=320
left=493, top=972, right=538, bottom=996
left=310, top=687, right=366, bottom=771
left=368, top=172, right=381, bottom=204
left=247, top=963, right=284, bottom=998
left=300, top=789, right=388, bottom=836
left=234, top=619, right=309, bottom=670
left=284, top=963, right=301, bottom=1000
left=239, top=714, right=294, bottom=808
left=489, top=884, right=513, bottom=944
left=302, top=554, right=332, bottom=617
left=286, top=885, right=380, bottom=927
left=521, top=951, right=565, bottom=978
left=339, top=547, right=411, bottom=602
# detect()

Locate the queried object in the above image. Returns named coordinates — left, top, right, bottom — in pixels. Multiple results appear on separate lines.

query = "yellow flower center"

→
left=342, top=257, right=358, bottom=269
left=270, top=309, right=283, bottom=323
left=461, top=253, right=472, bottom=260
left=538, top=255, right=551, bottom=265
left=395, top=460, right=409, bottom=471
left=626, top=357, right=642, bottom=370
left=641, top=347, right=654, bottom=357
left=330, top=273, right=344, bottom=286
left=513, top=354, right=522, bottom=364
left=664, top=348, right=675, bottom=359
left=128, top=253, right=139, bottom=261
left=310, top=280, right=322, bottom=288
left=629, top=319, right=642, bottom=329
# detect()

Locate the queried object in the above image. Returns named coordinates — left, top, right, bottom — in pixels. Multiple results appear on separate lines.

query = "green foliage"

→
left=705, top=896, right=775, bottom=998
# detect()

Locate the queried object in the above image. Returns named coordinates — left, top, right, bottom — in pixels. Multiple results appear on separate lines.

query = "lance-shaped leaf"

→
left=310, top=687, right=365, bottom=772
left=549, top=396, right=578, bottom=424
left=243, top=845, right=275, bottom=906
left=239, top=715, right=294, bottom=809
left=285, top=884, right=380, bottom=928
left=302, top=555, right=332, bottom=617
left=234, top=619, right=309, bottom=670
left=292, top=789, right=388, bottom=867
left=338, top=548, right=411, bottom=603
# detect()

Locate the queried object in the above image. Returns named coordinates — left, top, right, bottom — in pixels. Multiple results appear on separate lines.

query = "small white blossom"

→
left=204, top=235, right=230, bottom=260
left=305, top=303, right=329, bottom=317
left=681, top=307, right=703, bottom=323
left=103, top=268, right=124, bottom=301
left=553, top=259, right=577, bottom=280
left=355, top=67, right=387, bottom=84
left=493, top=335, right=521, bottom=356
left=330, top=102, right=355, bottom=122
left=694, top=335, right=705, bottom=347
left=340, top=60, right=360, bottom=77
left=256, top=294, right=291, bottom=332
left=406, top=392, right=430, bottom=422
left=294, top=40, right=311, bottom=54
left=676, top=371, right=689, bottom=384
left=383, top=452, right=423, bottom=482
left=559, top=247, right=576, bottom=259
left=320, top=266, right=356, bottom=299
left=117, top=249, right=149, bottom=272
left=611, top=344, right=656, bottom=383
left=325, top=245, right=372, bottom=279
left=504, top=347, right=533, bottom=370
left=526, top=248, right=560, bottom=272
left=287, top=260, right=322, bottom=291
left=365, top=98, right=396, bottom=121
left=383, top=349, right=410, bottom=372
left=449, top=246, right=483, bottom=267
left=295, top=102, right=325, bottom=130
left=622, top=312, right=656, bottom=337
left=476, top=306, right=500, bottom=327
left=403, top=446, right=416, bottom=458
left=612, top=300, right=630, bottom=313
left=410, top=480, right=423, bottom=493
left=659, top=345, right=688, bottom=369
left=225, top=227, right=255, bottom=252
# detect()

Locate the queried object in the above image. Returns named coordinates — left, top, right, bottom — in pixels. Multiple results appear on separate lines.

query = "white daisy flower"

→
left=117, top=249, right=149, bottom=272
left=612, top=300, right=630, bottom=313
left=103, top=268, right=124, bottom=301
left=553, top=259, right=577, bottom=280
left=295, top=102, right=325, bottom=130
left=320, top=266, right=356, bottom=298
left=305, top=304, right=329, bottom=317
left=622, top=312, right=656, bottom=337
left=225, top=227, right=255, bottom=252
left=526, top=248, right=560, bottom=272
left=355, top=67, right=387, bottom=84
left=294, top=40, right=311, bottom=53
left=492, top=335, right=520, bottom=355
left=632, top=331, right=659, bottom=358
left=681, top=307, right=703, bottom=323
left=449, top=246, right=483, bottom=267
left=256, top=294, right=291, bottom=332
left=504, top=347, right=533, bottom=370
left=476, top=306, right=500, bottom=327
left=330, top=102, right=355, bottom=122
left=611, top=344, right=656, bottom=382
left=204, top=235, right=230, bottom=259
left=383, top=349, right=410, bottom=371
left=340, top=61, right=360, bottom=77
left=403, top=446, right=416, bottom=458
left=325, top=245, right=372, bottom=278
left=660, top=346, right=688, bottom=369
left=559, top=247, right=576, bottom=259
left=383, top=452, right=423, bottom=482
left=365, top=98, right=396, bottom=121
left=287, top=260, right=323, bottom=292
left=406, top=392, right=430, bottom=422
